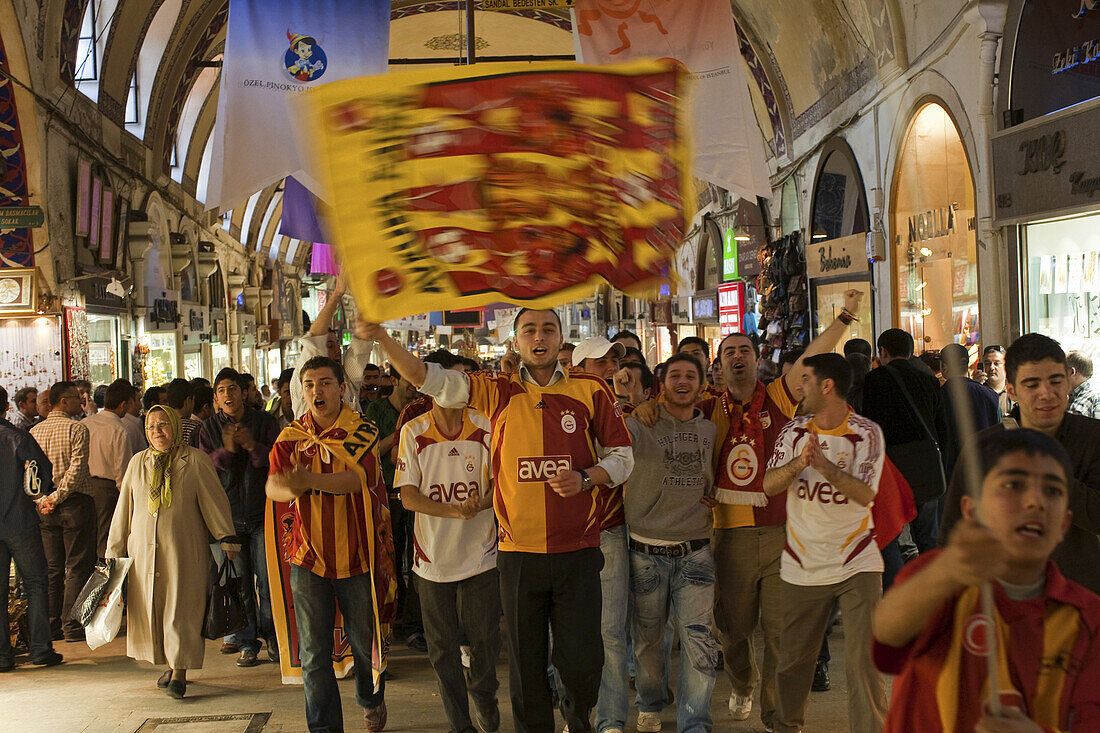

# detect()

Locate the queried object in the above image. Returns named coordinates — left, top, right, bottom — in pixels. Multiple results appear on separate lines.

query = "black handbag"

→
left=203, top=559, right=249, bottom=640
left=71, top=560, right=112, bottom=626
left=883, top=366, right=948, bottom=504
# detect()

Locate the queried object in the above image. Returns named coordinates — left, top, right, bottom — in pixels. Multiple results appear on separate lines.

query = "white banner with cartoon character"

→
left=206, top=0, right=389, bottom=211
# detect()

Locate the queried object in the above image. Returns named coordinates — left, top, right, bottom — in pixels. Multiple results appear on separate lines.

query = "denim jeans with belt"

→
left=0, top=522, right=55, bottom=666
left=630, top=544, right=718, bottom=733
left=290, top=564, right=385, bottom=733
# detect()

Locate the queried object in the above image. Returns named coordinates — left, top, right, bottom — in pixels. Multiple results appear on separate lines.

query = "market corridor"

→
left=0, top=631, right=858, bottom=732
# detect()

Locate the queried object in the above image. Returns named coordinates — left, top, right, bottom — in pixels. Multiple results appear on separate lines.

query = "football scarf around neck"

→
left=279, top=404, right=397, bottom=691
left=714, top=381, right=769, bottom=506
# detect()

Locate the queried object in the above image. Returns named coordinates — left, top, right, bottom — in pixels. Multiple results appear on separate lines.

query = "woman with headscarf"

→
left=106, top=405, right=238, bottom=698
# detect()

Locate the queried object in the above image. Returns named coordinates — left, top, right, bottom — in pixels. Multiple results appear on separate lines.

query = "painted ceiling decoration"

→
left=0, top=31, right=34, bottom=266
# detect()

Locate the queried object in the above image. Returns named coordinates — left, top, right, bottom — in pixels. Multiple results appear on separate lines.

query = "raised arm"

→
left=783, top=288, right=864, bottom=396
left=359, top=322, right=427, bottom=388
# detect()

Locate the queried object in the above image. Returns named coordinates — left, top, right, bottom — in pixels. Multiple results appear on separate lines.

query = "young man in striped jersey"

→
left=266, top=356, right=397, bottom=733
left=364, top=310, right=633, bottom=733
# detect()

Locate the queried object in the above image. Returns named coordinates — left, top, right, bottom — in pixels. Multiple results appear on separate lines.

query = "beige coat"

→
left=105, top=445, right=235, bottom=669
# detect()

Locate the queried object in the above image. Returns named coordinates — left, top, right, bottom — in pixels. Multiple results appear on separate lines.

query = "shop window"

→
left=696, top=223, right=721, bottom=291
left=892, top=103, right=979, bottom=351
left=1011, top=0, right=1100, bottom=123
left=811, top=149, right=869, bottom=241
left=1023, top=215, right=1100, bottom=361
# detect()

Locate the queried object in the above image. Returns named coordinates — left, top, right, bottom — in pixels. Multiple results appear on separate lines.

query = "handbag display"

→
left=71, top=560, right=112, bottom=626
left=884, top=366, right=948, bottom=504
left=203, top=559, right=249, bottom=640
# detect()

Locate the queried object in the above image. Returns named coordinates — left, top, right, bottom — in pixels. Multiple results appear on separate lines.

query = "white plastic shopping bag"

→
left=85, top=557, right=133, bottom=650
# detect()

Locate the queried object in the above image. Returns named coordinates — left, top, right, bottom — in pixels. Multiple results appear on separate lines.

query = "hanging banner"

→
left=206, top=0, right=389, bottom=211
left=572, top=0, right=771, bottom=202
left=298, top=59, right=692, bottom=323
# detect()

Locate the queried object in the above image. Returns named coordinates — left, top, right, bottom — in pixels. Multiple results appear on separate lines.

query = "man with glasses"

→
left=29, top=382, right=92, bottom=642
left=198, top=368, right=280, bottom=667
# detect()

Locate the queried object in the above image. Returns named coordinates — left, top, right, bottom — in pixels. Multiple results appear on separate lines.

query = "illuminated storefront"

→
left=892, top=103, right=979, bottom=351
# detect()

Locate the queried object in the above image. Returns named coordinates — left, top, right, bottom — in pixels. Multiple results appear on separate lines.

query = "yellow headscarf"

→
left=146, top=405, right=183, bottom=515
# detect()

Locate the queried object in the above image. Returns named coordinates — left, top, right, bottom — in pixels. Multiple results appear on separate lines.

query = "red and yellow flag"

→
left=298, top=59, right=692, bottom=322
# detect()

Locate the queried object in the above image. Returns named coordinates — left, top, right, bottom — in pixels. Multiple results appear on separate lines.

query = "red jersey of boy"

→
left=874, top=551, right=1100, bottom=733
left=699, top=378, right=798, bottom=530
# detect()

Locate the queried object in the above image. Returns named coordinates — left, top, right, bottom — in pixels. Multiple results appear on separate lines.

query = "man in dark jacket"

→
left=199, top=367, right=280, bottom=667
left=939, top=343, right=1001, bottom=477
left=0, top=386, right=61, bottom=670
left=859, top=329, right=953, bottom=552
left=939, top=333, right=1100, bottom=594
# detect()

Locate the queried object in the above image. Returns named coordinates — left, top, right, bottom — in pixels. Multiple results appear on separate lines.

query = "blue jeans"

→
left=0, top=523, right=54, bottom=666
left=630, top=546, right=718, bottom=733
left=290, top=564, right=385, bottom=733
left=211, top=525, right=275, bottom=653
left=596, top=525, right=630, bottom=733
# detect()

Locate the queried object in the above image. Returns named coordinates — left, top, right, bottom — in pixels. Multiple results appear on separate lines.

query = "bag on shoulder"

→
left=883, top=367, right=947, bottom=504
left=203, top=559, right=248, bottom=640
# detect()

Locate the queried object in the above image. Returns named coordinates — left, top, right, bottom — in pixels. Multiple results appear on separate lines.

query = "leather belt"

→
left=629, top=537, right=709, bottom=558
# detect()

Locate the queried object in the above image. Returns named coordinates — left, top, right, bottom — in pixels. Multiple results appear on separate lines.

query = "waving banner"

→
left=573, top=0, right=771, bottom=202
left=298, top=59, right=692, bottom=323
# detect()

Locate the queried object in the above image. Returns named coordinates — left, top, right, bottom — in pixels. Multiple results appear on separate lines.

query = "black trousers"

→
left=86, top=477, right=118, bottom=560
left=498, top=548, right=603, bottom=733
left=388, top=496, right=422, bottom=634
left=39, top=492, right=96, bottom=638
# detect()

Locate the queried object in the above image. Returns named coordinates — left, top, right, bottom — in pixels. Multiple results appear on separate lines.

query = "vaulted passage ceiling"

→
left=39, top=0, right=904, bottom=263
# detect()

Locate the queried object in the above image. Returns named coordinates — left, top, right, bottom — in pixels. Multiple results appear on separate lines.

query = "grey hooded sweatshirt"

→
left=624, top=404, right=716, bottom=542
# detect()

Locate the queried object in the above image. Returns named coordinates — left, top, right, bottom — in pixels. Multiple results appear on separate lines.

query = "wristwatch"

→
left=579, top=470, right=595, bottom=491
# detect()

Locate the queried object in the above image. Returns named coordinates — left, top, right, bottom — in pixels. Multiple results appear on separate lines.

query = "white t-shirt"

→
left=395, top=408, right=497, bottom=583
left=768, top=411, right=885, bottom=586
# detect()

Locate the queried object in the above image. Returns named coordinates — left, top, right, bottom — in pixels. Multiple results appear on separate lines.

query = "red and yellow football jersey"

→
left=269, top=410, right=390, bottom=580
left=466, top=370, right=631, bottom=553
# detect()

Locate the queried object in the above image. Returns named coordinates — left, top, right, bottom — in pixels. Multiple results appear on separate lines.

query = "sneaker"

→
left=364, top=701, right=387, bottom=732
left=31, top=651, right=63, bottom=668
left=729, top=693, right=752, bottom=720
left=637, top=711, right=662, bottom=732
left=236, top=648, right=259, bottom=667
left=473, top=700, right=500, bottom=733
left=267, top=641, right=280, bottom=663
left=406, top=632, right=428, bottom=653
left=812, top=660, right=831, bottom=692
left=220, top=642, right=239, bottom=655
left=460, top=644, right=472, bottom=669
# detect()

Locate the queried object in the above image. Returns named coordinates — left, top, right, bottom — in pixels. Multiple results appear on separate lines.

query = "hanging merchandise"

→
left=755, top=231, right=810, bottom=363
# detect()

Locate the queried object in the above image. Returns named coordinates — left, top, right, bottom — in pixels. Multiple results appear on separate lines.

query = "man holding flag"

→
left=363, top=309, right=633, bottom=733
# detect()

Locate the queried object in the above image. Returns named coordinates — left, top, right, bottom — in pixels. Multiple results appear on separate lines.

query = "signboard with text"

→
left=718, top=281, right=744, bottom=335
left=992, top=97, right=1100, bottom=223
left=806, top=232, right=869, bottom=279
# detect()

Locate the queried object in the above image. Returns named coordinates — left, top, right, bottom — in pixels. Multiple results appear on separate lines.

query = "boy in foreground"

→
left=872, top=429, right=1100, bottom=732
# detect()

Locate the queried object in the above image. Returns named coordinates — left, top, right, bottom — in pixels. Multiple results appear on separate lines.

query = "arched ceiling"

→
left=43, top=0, right=904, bottom=264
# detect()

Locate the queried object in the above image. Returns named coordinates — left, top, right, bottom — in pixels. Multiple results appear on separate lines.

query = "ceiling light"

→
left=812, top=233, right=827, bottom=240
left=919, top=247, right=933, bottom=257
left=734, top=235, right=751, bottom=241
left=920, top=308, right=933, bottom=317
left=916, top=281, right=927, bottom=291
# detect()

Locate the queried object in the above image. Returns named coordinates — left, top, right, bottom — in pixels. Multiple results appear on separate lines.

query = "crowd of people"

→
left=2, top=280, right=1099, bottom=733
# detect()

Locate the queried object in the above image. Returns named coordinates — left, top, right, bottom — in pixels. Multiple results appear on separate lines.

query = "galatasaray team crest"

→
left=284, top=30, right=327, bottom=82
left=726, top=441, right=759, bottom=486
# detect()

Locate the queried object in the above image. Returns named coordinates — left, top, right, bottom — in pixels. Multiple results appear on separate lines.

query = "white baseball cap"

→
left=572, top=337, right=627, bottom=367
